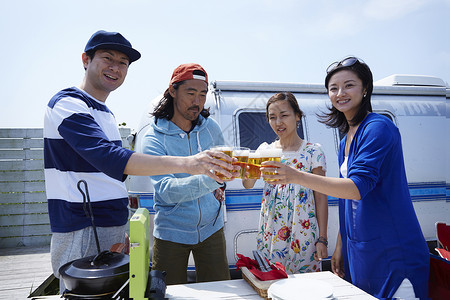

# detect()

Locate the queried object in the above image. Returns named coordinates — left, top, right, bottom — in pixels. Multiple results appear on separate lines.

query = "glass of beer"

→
left=232, top=147, right=250, bottom=179
left=247, top=150, right=262, bottom=179
left=211, top=145, right=234, bottom=180
left=260, top=148, right=282, bottom=182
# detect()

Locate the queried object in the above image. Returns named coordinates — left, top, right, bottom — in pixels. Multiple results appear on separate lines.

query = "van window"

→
left=237, top=111, right=304, bottom=150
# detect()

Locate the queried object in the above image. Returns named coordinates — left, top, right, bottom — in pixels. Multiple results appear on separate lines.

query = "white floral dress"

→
left=256, top=141, right=327, bottom=274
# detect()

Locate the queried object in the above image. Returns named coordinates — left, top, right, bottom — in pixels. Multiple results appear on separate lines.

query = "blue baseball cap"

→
left=84, top=30, right=141, bottom=63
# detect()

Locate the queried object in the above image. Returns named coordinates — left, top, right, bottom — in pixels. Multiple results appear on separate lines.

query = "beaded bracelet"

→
left=315, top=236, right=328, bottom=247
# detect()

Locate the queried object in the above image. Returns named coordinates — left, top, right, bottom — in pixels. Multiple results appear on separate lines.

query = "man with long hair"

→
left=141, top=63, right=232, bottom=284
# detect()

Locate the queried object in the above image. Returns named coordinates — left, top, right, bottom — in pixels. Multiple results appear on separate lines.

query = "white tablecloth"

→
left=166, top=271, right=377, bottom=299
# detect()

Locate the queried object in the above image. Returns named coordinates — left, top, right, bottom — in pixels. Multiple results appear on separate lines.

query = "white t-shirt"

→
left=340, top=156, right=348, bottom=178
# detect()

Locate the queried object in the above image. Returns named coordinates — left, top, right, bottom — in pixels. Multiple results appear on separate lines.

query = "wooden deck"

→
left=0, top=246, right=53, bottom=299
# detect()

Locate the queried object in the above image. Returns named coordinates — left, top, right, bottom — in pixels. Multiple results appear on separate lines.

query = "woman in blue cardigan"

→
left=261, top=57, right=429, bottom=299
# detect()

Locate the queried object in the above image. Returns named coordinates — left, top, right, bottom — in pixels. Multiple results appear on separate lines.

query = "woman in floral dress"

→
left=243, top=92, right=328, bottom=274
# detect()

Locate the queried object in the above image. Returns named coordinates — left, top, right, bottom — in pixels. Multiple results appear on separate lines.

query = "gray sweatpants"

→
left=51, top=225, right=126, bottom=293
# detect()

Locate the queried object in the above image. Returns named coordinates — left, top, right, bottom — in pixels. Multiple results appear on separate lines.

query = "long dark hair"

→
left=152, top=81, right=210, bottom=120
left=318, top=58, right=373, bottom=134
left=266, top=92, right=304, bottom=122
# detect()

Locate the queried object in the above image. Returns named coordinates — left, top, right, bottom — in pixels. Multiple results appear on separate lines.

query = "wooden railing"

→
left=0, top=128, right=131, bottom=248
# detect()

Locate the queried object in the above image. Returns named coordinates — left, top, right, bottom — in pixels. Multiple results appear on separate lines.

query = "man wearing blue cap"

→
left=44, top=31, right=234, bottom=293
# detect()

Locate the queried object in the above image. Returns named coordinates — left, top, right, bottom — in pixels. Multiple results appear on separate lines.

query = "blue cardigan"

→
left=338, top=113, right=429, bottom=299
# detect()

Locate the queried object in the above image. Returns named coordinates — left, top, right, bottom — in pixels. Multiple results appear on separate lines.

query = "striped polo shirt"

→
left=43, top=87, right=133, bottom=233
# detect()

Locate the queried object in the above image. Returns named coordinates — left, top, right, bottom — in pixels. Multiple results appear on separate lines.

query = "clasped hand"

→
left=186, top=150, right=240, bottom=183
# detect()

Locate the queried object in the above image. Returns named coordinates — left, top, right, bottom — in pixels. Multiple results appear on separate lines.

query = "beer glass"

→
left=247, top=150, right=262, bottom=179
left=260, top=148, right=282, bottom=182
left=232, top=147, right=250, bottom=179
left=211, top=145, right=233, bottom=180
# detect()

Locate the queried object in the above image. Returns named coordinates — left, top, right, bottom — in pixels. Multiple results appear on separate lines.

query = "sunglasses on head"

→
left=326, top=57, right=365, bottom=73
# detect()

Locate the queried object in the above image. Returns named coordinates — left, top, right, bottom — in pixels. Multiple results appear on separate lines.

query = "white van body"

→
left=128, top=74, right=450, bottom=274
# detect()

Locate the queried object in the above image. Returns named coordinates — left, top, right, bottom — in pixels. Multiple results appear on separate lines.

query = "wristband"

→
left=315, top=236, right=328, bottom=247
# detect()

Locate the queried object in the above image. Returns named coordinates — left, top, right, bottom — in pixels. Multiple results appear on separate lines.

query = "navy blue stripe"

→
left=48, top=87, right=111, bottom=113
left=328, top=197, right=339, bottom=206
left=135, top=182, right=446, bottom=211
left=446, top=184, right=450, bottom=202
left=411, top=195, right=446, bottom=202
left=408, top=181, right=447, bottom=203
left=48, top=198, right=128, bottom=232
left=409, top=182, right=446, bottom=189
left=44, top=113, right=133, bottom=180
left=225, top=189, right=264, bottom=196
left=226, top=204, right=261, bottom=211
left=58, top=114, right=132, bottom=180
left=44, top=138, right=122, bottom=172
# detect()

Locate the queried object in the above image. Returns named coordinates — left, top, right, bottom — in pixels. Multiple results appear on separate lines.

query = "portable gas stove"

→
left=128, top=208, right=166, bottom=300
left=129, top=208, right=151, bottom=299
left=130, top=208, right=167, bottom=299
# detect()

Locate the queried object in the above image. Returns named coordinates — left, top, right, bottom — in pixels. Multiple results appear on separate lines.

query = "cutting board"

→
left=241, top=267, right=282, bottom=299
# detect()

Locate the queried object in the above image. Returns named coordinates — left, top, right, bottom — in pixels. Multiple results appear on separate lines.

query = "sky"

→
left=1, top=0, right=449, bottom=131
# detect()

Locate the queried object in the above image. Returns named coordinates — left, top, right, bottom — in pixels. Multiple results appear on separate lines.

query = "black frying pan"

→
left=58, top=180, right=129, bottom=295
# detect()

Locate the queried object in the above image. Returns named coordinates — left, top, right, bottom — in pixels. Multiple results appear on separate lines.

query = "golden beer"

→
left=232, top=147, right=250, bottom=179
left=259, top=148, right=282, bottom=182
left=211, top=146, right=233, bottom=180
left=247, top=151, right=262, bottom=179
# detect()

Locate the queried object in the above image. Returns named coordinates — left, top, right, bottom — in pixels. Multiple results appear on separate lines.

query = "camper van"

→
left=128, top=74, right=450, bottom=275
